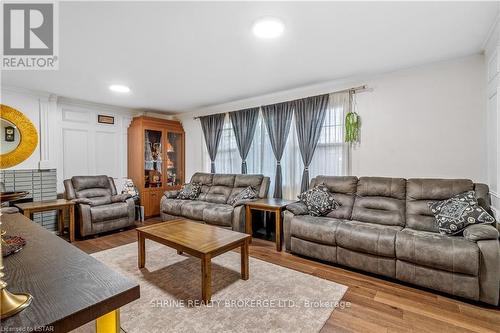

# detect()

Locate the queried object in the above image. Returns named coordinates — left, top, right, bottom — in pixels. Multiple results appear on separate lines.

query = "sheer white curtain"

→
left=202, top=91, right=350, bottom=199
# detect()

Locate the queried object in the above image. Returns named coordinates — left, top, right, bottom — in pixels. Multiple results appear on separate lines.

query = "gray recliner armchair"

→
left=64, top=175, right=135, bottom=237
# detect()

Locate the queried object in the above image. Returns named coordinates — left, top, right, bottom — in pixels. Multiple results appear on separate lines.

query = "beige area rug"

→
left=90, top=240, right=348, bottom=333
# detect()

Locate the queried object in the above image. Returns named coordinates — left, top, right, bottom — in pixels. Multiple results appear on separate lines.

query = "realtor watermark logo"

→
left=2, top=1, right=59, bottom=70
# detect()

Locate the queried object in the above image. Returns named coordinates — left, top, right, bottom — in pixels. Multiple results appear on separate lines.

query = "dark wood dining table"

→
left=0, top=213, right=140, bottom=332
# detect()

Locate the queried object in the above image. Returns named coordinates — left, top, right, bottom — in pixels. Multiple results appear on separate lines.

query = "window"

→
left=202, top=91, right=350, bottom=199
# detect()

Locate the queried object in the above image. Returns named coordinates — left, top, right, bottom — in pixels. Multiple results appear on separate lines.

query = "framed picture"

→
left=98, top=115, right=114, bottom=124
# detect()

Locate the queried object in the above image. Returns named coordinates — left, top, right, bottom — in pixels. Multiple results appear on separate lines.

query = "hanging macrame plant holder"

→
left=345, top=91, right=360, bottom=143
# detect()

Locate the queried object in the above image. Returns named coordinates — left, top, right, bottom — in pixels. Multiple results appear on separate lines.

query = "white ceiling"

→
left=2, top=1, right=498, bottom=113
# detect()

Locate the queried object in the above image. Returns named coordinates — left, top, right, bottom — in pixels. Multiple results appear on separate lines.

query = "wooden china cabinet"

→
left=128, top=116, right=185, bottom=217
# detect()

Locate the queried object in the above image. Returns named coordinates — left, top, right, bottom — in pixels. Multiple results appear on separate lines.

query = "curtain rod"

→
left=193, top=84, right=368, bottom=120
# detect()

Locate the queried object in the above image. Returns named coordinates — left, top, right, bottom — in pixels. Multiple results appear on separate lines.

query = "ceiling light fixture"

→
left=252, top=17, right=284, bottom=39
left=109, top=84, right=130, bottom=93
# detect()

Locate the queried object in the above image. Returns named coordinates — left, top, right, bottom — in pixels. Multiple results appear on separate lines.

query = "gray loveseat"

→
left=284, top=176, right=500, bottom=305
left=161, top=173, right=270, bottom=232
left=64, top=175, right=135, bottom=237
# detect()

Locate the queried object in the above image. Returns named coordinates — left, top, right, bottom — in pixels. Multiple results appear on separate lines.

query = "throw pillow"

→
left=177, top=182, right=202, bottom=200
left=428, top=191, right=496, bottom=235
left=298, top=183, right=339, bottom=217
left=228, top=186, right=258, bottom=206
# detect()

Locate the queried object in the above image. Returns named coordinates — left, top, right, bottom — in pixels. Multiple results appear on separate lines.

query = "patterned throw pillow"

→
left=298, top=183, right=339, bottom=217
left=177, top=182, right=202, bottom=200
left=428, top=191, right=496, bottom=235
left=228, top=186, right=258, bottom=206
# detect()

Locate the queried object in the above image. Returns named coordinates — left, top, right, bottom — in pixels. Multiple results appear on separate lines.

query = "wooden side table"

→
left=15, top=199, right=76, bottom=242
left=245, top=198, right=296, bottom=251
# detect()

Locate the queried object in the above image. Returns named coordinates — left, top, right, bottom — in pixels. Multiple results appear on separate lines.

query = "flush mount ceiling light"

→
left=109, top=84, right=130, bottom=93
left=252, top=17, right=284, bottom=39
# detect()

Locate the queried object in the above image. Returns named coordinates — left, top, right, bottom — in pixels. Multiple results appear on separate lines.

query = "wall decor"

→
left=98, top=114, right=115, bottom=124
left=4, top=126, right=15, bottom=142
left=0, top=105, right=38, bottom=169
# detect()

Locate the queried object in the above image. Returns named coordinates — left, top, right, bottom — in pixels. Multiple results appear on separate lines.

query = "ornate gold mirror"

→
left=0, top=105, right=38, bottom=169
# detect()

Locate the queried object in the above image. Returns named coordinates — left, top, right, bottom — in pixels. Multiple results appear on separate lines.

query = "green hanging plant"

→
left=345, top=111, right=360, bottom=143
left=345, top=91, right=360, bottom=143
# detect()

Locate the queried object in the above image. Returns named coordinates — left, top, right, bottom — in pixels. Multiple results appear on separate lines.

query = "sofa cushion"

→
left=213, top=174, right=236, bottom=187
left=336, top=220, right=402, bottom=258
left=162, top=199, right=189, bottom=216
left=290, top=215, right=341, bottom=246
left=205, top=186, right=233, bottom=204
left=406, top=178, right=473, bottom=232
left=351, top=177, right=406, bottom=226
left=475, top=183, right=494, bottom=215
left=429, top=191, right=495, bottom=235
left=203, top=204, right=233, bottom=227
left=234, top=174, right=264, bottom=190
left=72, top=175, right=110, bottom=191
left=190, top=173, right=214, bottom=186
left=395, top=228, right=479, bottom=276
left=311, top=176, right=357, bottom=219
left=180, top=201, right=213, bottom=220
left=90, top=202, right=129, bottom=223
left=299, top=184, right=339, bottom=216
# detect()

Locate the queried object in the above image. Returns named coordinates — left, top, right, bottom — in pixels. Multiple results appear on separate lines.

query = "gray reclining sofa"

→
left=284, top=176, right=500, bottom=305
left=160, top=173, right=270, bottom=232
left=64, top=175, right=136, bottom=237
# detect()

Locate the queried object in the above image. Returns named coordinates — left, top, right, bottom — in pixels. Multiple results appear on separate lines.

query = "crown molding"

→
left=1, top=85, right=52, bottom=100
left=482, top=12, right=500, bottom=52
left=57, top=96, right=142, bottom=115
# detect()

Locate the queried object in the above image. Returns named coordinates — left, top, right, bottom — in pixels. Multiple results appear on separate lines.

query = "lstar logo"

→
left=2, top=2, right=59, bottom=70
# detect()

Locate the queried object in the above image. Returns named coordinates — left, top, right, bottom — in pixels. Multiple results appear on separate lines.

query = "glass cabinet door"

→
left=165, top=132, right=183, bottom=186
left=144, top=129, right=163, bottom=188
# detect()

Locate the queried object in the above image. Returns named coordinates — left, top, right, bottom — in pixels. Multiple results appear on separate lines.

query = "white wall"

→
left=178, top=54, right=488, bottom=188
left=351, top=55, right=486, bottom=180
left=485, top=14, right=500, bottom=215
left=1, top=87, right=138, bottom=192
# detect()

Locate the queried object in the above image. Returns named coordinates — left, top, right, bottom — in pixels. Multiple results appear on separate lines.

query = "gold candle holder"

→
left=0, top=222, right=33, bottom=319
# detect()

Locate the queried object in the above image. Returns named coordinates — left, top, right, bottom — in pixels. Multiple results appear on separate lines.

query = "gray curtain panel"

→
left=199, top=113, right=226, bottom=173
left=262, top=101, right=294, bottom=198
left=229, top=107, right=260, bottom=174
left=294, top=94, right=329, bottom=192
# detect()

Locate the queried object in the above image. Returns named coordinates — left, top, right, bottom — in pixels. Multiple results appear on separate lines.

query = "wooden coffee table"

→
left=136, top=219, right=251, bottom=303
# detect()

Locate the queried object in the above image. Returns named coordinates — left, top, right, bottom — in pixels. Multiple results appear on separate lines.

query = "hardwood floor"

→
left=73, top=218, right=500, bottom=333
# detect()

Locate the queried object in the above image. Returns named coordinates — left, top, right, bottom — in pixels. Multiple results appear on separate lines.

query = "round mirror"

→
left=1, top=119, right=21, bottom=154
left=0, top=104, right=38, bottom=169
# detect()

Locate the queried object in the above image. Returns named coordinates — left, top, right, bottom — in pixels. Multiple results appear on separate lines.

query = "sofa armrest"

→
left=232, top=198, right=258, bottom=207
left=111, top=193, right=132, bottom=203
left=283, top=210, right=294, bottom=252
left=463, top=224, right=499, bottom=242
left=75, top=203, right=92, bottom=237
left=477, top=239, right=500, bottom=305
left=72, top=198, right=92, bottom=205
left=125, top=197, right=136, bottom=222
left=286, top=201, right=308, bottom=215
left=164, top=190, right=180, bottom=199
left=72, top=197, right=112, bottom=206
